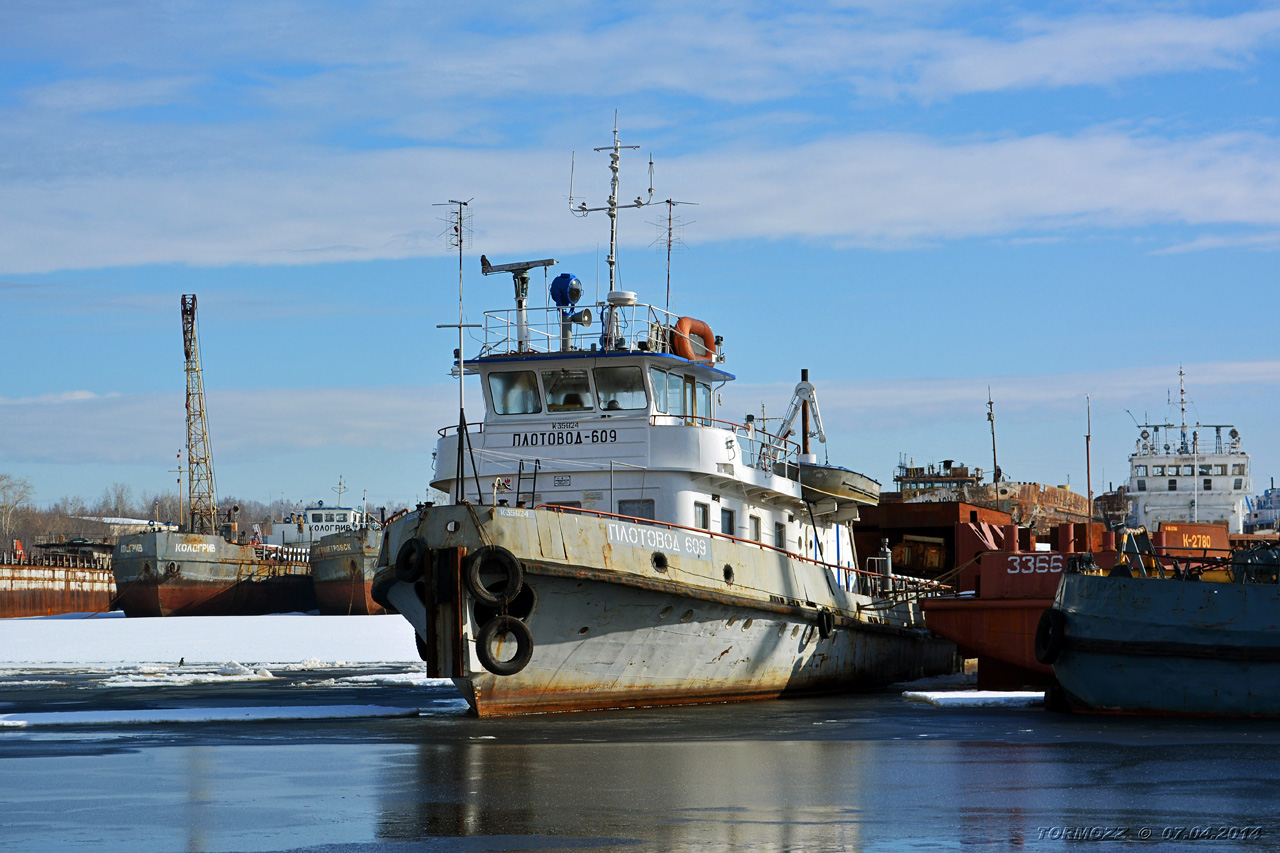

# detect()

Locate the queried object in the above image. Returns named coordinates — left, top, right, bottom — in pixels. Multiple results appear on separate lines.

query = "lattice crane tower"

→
left=181, top=294, right=218, bottom=533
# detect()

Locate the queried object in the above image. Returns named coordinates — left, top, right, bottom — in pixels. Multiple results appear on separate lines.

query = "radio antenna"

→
left=433, top=198, right=483, bottom=504
left=651, top=198, right=696, bottom=316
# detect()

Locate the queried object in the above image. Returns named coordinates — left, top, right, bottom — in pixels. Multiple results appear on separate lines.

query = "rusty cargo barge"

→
left=372, top=128, right=958, bottom=716
left=0, top=548, right=115, bottom=618
left=113, top=531, right=313, bottom=617
left=312, top=525, right=387, bottom=615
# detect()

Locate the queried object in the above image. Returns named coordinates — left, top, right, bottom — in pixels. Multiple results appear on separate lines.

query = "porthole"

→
left=742, top=618, right=753, bottom=630
left=658, top=605, right=673, bottom=619
left=651, top=552, right=669, bottom=573
left=578, top=626, right=589, bottom=635
left=679, top=609, right=694, bottom=623
left=722, top=564, right=734, bottom=584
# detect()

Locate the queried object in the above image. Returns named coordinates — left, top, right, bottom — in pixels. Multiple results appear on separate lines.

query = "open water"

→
left=3, top=666, right=1280, bottom=852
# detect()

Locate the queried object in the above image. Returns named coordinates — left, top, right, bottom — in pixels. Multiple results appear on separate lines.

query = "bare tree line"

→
left=1, top=473, right=304, bottom=551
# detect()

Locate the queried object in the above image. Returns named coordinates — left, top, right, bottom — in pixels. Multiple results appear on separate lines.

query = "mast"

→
left=434, top=198, right=482, bottom=504
left=569, top=116, right=654, bottom=293
left=987, top=388, right=1001, bottom=483
left=1178, top=365, right=1188, bottom=453
left=1085, top=395, right=1093, bottom=521
left=181, top=294, right=218, bottom=534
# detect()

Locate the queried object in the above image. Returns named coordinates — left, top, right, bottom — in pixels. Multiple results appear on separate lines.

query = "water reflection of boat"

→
left=371, top=126, right=956, bottom=716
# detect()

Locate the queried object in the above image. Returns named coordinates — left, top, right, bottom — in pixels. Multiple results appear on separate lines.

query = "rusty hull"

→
left=379, top=504, right=958, bottom=716
left=311, top=527, right=386, bottom=615
left=0, top=555, right=115, bottom=618
left=113, top=530, right=316, bottom=617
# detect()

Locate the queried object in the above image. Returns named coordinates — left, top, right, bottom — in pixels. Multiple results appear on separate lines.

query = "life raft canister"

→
left=672, top=317, right=715, bottom=362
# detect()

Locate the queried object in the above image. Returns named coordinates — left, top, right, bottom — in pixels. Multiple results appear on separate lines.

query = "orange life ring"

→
left=672, top=316, right=715, bottom=361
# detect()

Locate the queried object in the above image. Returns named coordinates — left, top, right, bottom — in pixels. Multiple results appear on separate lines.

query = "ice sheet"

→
left=0, top=704, right=426, bottom=728
left=903, top=690, right=1046, bottom=708
left=0, top=613, right=422, bottom=665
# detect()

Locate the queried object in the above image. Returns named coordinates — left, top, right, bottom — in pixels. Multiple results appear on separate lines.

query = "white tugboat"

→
left=372, top=128, right=957, bottom=715
left=1125, top=370, right=1253, bottom=534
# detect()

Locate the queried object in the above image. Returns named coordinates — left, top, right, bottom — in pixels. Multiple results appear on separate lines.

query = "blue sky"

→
left=2, top=1, right=1279, bottom=510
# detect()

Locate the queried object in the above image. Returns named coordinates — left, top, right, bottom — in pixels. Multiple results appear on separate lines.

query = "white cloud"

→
left=891, top=10, right=1280, bottom=99
left=723, top=360, right=1280, bottom=431
left=6, top=360, right=1278, bottom=468
left=1153, top=230, right=1280, bottom=254
left=5, top=128, right=1280, bottom=272
left=0, top=385, right=460, bottom=466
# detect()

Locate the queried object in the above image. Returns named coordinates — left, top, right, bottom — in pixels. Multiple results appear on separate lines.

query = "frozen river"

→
left=2, top=614, right=1280, bottom=852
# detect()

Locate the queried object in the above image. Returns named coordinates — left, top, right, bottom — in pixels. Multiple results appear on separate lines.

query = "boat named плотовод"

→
left=370, top=127, right=957, bottom=716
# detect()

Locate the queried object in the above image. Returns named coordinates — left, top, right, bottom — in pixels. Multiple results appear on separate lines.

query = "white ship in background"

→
left=1125, top=370, right=1253, bottom=534
left=372, top=125, right=956, bottom=716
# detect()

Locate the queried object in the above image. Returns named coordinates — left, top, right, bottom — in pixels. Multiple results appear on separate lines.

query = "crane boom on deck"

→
left=181, top=294, right=218, bottom=533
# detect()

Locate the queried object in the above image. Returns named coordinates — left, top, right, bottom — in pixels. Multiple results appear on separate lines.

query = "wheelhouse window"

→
left=1213, top=464, right=1227, bottom=476
left=1233, top=464, right=1247, bottom=476
left=1198, top=464, right=1212, bottom=477
left=311, top=513, right=323, bottom=523
left=488, top=370, right=542, bottom=415
left=1180, top=465, right=1193, bottom=476
left=667, top=373, right=685, bottom=417
left=1135, top=465, right=1148, bottom=477
left=650, top=367, right=668, bottom=413
left=542, top=368, right=593, bottom=412
left=696, top=382, right=712, bottom=426
left=594, top=366, right=647, bottom=411
left=336, top=513, right=347, bottom=522
left=1152, top=466, right=1164, bottom=476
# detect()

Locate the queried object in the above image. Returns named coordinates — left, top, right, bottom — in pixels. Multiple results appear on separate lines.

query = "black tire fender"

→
left=1034, top=608, right=1067, bottom=665
left=394, top=537, right=428, bottom=583
left=464, top=545, right=524, bottom=607
left=475, top=615, right=534, bottom=676
left=817, top=610, right=835, bottom=639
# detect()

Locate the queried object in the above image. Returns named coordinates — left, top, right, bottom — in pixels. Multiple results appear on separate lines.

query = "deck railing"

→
left=476, top=301, right=717, bottom=360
